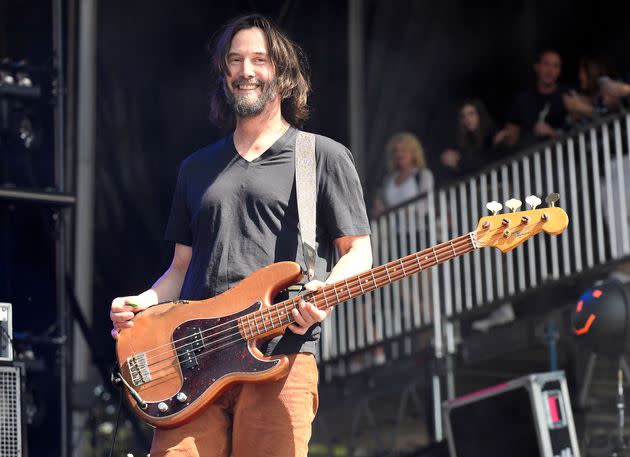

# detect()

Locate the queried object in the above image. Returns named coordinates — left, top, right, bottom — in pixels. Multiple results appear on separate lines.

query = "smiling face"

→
left=224, top=27, right=278, bottom=118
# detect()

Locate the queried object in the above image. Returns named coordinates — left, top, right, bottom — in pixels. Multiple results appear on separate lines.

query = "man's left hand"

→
left=288, top=280, right=332, bottom=335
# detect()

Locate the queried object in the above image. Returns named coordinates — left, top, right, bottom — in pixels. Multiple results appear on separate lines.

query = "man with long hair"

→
left=109, top=14, right=372, bottom=457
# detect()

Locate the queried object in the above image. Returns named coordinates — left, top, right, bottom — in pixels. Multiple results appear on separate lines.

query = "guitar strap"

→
left=294, top=131, right=317, bottom=282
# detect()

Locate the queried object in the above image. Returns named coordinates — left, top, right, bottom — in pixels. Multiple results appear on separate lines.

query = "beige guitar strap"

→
left=295, top=131, right=317, bottom=282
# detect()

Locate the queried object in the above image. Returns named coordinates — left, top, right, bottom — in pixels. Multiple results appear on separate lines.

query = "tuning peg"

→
left=525, top=195, right=542, bottom=210
left=505, top=198, right=522, bottom=213
left=545, top=193, right=560, bottom=207
left=486, top=201, right=503, bottom=215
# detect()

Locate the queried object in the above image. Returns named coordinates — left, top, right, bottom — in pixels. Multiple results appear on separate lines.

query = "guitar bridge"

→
left=176, top=327, right=205, bottom=370
left=127, top=353, right=151, bottom=386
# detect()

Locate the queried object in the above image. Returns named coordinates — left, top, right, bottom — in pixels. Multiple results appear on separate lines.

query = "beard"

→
left=224, top=77, right=278, bottom=118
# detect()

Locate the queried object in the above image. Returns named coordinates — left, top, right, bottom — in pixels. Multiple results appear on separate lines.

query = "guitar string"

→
left=134, top=219, right=522, bottom=376
left=135, top=219, right=523, bottom=376
left=137, top=233, right=477, bottom=366
left=142, top=244, right=478, bottom=382
left=136, top=222, right=517, bottom=373
left=137, top=214, right=542, bottom=364
left=139, top=238, right=481, bottom=378
left=136, top=231, right=479, bottom=364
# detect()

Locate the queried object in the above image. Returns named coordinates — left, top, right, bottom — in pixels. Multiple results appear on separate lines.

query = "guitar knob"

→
left=486, top=201, right=503, bottom=215
left=158, top=402, right=169, bottom=413
left=545, top=192, right=560, bottom=207
left=505, top=198, right=522, bottom=213
left=525, top=195, right=542, bottom=210
left=176, top=392, right=188, bottom=403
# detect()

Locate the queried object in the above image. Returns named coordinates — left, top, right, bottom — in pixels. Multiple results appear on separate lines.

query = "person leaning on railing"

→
left=601, top=78, right=630, bottom=111
left=440, top=98, right=499, bottom=183
left=370, top=132, right=434, bottom=218
left=562, top=55, right=618, bottom=124
left=493, top=48, right=568, bottom=149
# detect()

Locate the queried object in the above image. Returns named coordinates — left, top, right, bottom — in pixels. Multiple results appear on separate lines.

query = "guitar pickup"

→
left=176, top=328, right=205, bottom=370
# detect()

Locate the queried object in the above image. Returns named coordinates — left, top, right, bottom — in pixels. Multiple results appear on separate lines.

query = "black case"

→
left=443, top=371, right=580, bottom=457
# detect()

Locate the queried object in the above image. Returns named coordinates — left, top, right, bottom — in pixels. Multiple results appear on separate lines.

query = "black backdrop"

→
left=92, top=0, right=630, bottom=371
left=92, top=0, right=351, bottom=357
left=2, top=0, right=630, bottom=452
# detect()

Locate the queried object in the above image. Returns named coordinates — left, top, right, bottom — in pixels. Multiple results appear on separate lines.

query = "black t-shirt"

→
left=164, top=126, right=371, bottom=354
left=507, top=86, right=568, bottom=139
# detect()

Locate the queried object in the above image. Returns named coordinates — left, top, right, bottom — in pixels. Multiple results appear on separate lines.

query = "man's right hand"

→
left=110, top=295, right=153, bottom=339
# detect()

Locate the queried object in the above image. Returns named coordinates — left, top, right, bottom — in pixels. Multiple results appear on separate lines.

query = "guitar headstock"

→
left=474, top=194, right=569, bottom=253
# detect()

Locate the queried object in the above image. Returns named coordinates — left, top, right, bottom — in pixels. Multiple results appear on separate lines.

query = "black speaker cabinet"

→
left=443, top=371, right=580, bottom=457
left=0, top=362, right=26, bottom=457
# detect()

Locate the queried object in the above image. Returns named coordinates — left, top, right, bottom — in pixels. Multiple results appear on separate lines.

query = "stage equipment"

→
left=571, top=279, right=630, bottom=456
left=571, top=279, right=630, bottom=356
left=0, top=362, right=26, bottom=457
left=0, top=59, right=43, bottom=152
left=443, top=371, right=580, bottom=457
left=0, top=59, right=41, bottom=97
left=0, top=302, right=12, bottom=361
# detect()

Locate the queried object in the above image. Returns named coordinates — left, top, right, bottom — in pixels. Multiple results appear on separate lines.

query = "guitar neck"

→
left=240, top=232, right=479, bottom=339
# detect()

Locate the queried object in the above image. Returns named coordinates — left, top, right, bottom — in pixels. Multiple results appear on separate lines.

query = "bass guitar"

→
left=114, top=196, right=568, bottom=428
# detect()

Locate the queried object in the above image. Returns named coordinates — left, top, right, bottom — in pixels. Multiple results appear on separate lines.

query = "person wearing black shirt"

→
left=109, top=14, right=372, bottom=457
left=494, top=49, right=567, bottom=149
left=440, top=98, right=498, bottom=181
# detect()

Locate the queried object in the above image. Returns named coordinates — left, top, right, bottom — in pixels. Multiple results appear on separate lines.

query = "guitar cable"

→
left=109, top=366, right=147, bottom=457
left=108, top=389, right=124, bottom=457
left=111, top=363, right=148, bottom=409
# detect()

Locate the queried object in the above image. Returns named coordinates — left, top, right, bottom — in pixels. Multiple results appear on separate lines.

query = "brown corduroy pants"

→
left=149, top=353, right=319, bottom=457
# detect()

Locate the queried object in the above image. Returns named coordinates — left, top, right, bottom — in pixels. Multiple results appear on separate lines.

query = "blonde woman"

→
left=371, top=132, right=434, bottom=218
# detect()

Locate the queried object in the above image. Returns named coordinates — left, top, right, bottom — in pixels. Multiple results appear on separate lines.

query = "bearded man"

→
left=109, top=14, right=372, bottom=457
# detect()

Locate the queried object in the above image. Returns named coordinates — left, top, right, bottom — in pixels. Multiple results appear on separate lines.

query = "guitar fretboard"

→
left=238, top=232, right=478, bottom=339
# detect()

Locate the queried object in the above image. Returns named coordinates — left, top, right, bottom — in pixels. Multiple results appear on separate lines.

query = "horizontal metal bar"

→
left=0, top=186, right=76, bottom=206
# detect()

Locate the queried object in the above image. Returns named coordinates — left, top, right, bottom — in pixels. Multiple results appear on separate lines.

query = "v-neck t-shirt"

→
left=164, top=126, right=371, bottom=354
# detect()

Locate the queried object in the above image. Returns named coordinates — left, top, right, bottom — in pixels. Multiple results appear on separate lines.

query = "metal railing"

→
left=319, top=112, right=630, bottom=367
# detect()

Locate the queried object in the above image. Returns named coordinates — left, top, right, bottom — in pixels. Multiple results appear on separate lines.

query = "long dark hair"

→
left=209, top=14, right=311, bottom=129
left=455, top=98, right=495, bottom=150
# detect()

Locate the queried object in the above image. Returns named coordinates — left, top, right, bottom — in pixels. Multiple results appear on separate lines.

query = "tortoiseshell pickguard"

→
left=140, top=303, right=278, bottom=420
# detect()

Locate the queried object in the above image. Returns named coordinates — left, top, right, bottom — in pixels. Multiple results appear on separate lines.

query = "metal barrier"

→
left=319, top=112, right=630, bottom=368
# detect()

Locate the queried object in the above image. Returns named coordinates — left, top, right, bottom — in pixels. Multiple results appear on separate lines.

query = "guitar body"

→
left=115, top=261, right=303, bottom=429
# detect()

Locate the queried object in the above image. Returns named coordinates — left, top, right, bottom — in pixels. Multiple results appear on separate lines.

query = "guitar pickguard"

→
left=140, top=302, right=280, bottom=420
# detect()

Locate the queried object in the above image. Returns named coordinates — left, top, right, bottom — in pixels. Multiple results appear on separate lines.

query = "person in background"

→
left=366, top=132, right=434, bottom=372
left=440, top=98, right=498, bottom=182
left=601, top=77, right=630, bottom=108
left=494, top=49, right=567, bottom=148
left=371, top=132, right=434, bottom=218
left=563, top=55, right=615, bottom=123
